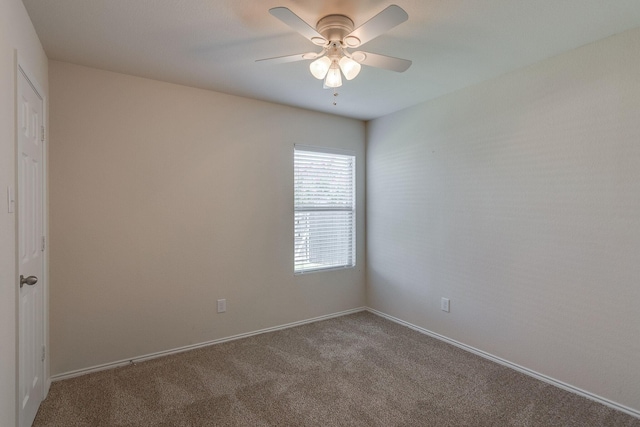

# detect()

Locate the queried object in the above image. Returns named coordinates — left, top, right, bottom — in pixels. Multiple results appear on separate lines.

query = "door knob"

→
left=20, top=275, right=38, bottom=288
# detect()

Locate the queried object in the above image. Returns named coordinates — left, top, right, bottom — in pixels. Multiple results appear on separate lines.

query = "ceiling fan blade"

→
left=345, top=5, right=408, bottom=47
left=256, top=52, right=319, bottom=64
left=353, top=51, right=412, bottom=72
left=269, top=7, right=327, bottom=45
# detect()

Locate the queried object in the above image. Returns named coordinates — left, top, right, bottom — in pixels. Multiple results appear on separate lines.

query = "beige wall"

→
left=0, top=0, right=48, bottom=425
left=366, top=27, right=640, bottom=413
left=48, top=61, right=366, bottom=375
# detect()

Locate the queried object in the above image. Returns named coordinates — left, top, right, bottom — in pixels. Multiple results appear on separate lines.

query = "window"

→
left=294, top=146, right=356, bottom=273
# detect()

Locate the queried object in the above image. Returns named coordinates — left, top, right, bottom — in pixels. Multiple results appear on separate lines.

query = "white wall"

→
left=367, top=28, right=640, bottom=413
left=0, top=0, right=48, bottom=425
left=48, top=61, right=366, bottom=375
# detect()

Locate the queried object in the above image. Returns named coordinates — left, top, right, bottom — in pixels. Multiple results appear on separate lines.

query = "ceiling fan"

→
left=257, top=4, right=412, bottom=89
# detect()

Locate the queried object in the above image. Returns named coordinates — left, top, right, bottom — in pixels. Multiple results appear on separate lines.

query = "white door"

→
left=18, top=66, right=45, bottom=427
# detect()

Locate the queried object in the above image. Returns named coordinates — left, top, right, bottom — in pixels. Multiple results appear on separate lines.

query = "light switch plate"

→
left=441, top=297, right=450, bottom=313
left=7, top=186, right=15, bottom=213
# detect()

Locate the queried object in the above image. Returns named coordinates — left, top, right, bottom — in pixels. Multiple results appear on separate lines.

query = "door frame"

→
left=16, top=55, right=50, bottom=425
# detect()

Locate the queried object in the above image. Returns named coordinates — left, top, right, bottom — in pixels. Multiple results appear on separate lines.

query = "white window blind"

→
left=294, top=146, right=356, bottom=273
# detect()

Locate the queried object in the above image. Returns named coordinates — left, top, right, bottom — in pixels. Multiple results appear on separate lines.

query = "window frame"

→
left=293, top=144, right=356, bottom=274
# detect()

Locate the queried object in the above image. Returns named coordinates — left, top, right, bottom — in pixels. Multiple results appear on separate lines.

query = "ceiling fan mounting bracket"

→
left=316, top=15, right=354, bottom=43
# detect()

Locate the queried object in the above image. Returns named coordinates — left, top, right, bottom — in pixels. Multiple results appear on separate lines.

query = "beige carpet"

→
left=34, top=312, right=639, bottom=426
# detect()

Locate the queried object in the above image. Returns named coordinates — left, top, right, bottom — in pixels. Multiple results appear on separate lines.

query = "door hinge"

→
left=41, top=125, right=45, bottom=142
left=42, top=345, right=46, bottom=362
left=41, top=236, right=46, bottom=252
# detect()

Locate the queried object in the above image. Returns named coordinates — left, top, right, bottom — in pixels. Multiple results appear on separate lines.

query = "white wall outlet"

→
left=441, top=297, right=450, bottom=313
left=217, top=299, right=226, bottom=313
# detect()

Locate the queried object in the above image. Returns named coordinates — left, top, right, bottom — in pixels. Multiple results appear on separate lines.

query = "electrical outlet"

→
left=217, top=299, right=226, bottom=313
left=441, top=297, right=450, bottom=313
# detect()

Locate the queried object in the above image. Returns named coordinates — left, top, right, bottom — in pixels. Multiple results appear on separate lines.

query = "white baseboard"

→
left=366, top=307, right=640, bottom=419
left=51, top=307, right=366, bottom=382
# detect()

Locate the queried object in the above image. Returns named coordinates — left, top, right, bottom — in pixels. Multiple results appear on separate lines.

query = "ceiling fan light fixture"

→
left=324, top=63, right=343, bottom=88
left=351, top=51, right=367, bottom=63
left=311, top=36, right=327, bottom=46
left=309, top=56, right=331, bottom=79
left=338, top=56, right=361, bottom=80
left=344, top=36, right=361, bottom=47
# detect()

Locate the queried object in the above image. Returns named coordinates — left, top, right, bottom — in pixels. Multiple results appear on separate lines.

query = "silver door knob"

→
left=20, top=275, right=38, bottom=288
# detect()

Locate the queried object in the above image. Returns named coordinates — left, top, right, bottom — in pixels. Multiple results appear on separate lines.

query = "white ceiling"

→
left=22, top=0, right=640, bottom=120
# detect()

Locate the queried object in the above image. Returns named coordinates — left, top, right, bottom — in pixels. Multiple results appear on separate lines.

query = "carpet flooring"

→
left=33, top=312, right=640, bottom=426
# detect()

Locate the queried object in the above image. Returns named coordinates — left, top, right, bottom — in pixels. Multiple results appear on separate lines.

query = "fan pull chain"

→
left=332, top=89, right=339, bottom=106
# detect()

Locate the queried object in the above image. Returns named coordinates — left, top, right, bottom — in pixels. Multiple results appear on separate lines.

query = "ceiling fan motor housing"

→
left=316, top=15, right=354, bottom=43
